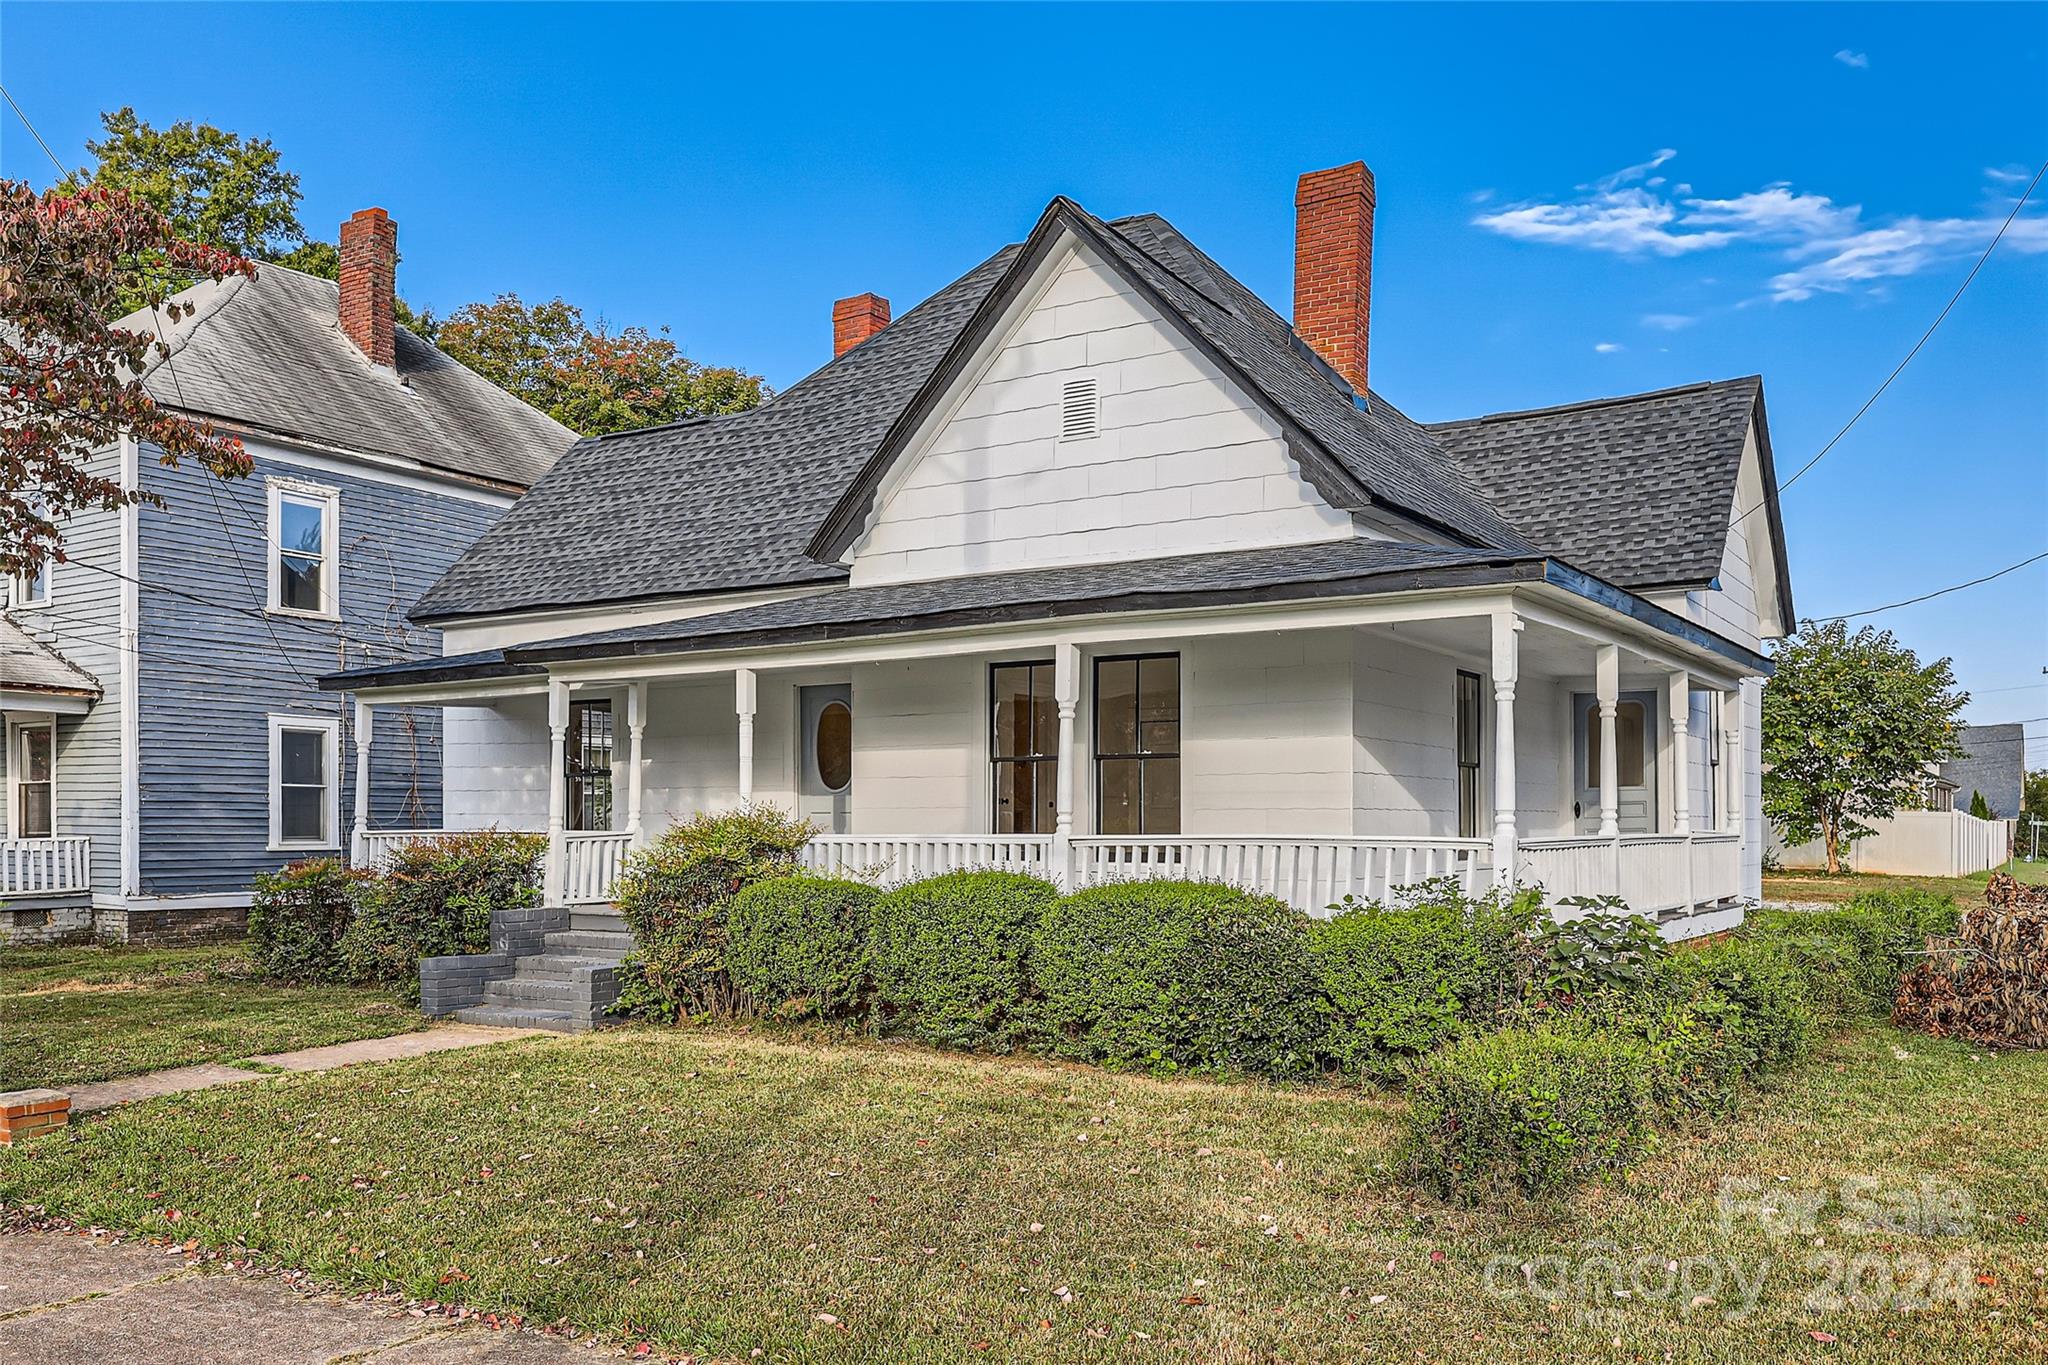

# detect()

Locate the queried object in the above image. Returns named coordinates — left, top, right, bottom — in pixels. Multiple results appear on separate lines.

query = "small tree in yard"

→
left=1968, top=790, right=1993, bottom=821
left=0, top=181, right=255, bottom=576
left=1762, top=620, right=1967, bottom=874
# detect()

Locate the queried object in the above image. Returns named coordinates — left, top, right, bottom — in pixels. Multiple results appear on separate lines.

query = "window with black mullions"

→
left=990, top=661, right=1058, bottom=834
left=568, top=700, right=614, bottom=831
left=1095, top=653, right=1179, bottom=835
left=1456, top=670, right=1483, bottom=838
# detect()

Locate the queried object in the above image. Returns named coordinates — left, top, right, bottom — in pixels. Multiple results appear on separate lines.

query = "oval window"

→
left=816, top=700, right=852, bottom=792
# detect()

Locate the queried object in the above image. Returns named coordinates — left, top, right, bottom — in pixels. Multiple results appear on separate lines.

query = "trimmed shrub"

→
left=1036, top=881, right=1323, bottom=1078
left=869, top=869, right=1057, bottom=1052
left=1571, top=985, right=1752, bottom=1122
left=1401, top=1024, right=1658, bottom=1200
left=1664, top=934, right=1817, bottom=1072
left=340, top=830, right=545, bottom=1001
left=247, top=858, right=369, bottom=984
left=1748, top=891, right=1959, bottom=1019
left=1312, top=904, right=1489, bottom=1080
left=612, top=805, right=815, bottom=1020
left=726, top=874, right=880, bottom=1021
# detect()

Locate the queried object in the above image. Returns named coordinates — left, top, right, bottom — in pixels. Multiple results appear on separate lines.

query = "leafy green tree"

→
left=1762, top=620, right=1968, bottom=873
left=435, top=294, right=765, bottom=436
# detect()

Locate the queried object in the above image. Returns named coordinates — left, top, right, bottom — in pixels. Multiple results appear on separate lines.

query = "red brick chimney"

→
left=832, top=292, right=891, bottom=356
left=339, top=207, right=398, bottom=369
left=1293, top=162, right=1375, bottom=395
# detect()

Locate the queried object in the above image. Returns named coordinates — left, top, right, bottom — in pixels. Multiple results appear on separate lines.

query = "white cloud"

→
left=1467, top=187, right=1496, bottom=205
left=1594, top=342, right=1625, bottom=354
left=1985, top=165, right=2032, bottom=186
left=1473, top=150, right=2048, bottom=304
left=1640, top=313, right=1697, bottom=331
left=1834, top=49, right=1870, bottom=69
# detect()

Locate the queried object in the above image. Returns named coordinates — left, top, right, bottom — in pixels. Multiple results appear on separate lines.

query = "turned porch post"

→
left=734, top=668, right=757, bottom=805
left=625, top=680, right=647, bottom=842
left=1721, top=688, right=1743, bottom=835
left=351, top=698, right=374, bottom=866
left=1667, top=670, right=1692, bottom=837
left=1489, top=610, right=1521, bottom=891
left=1052, top=641, right=1080, bottom=891
left=545, top=679, right=570, bottom=904
left=1594, top=644, right=1621, bottom=840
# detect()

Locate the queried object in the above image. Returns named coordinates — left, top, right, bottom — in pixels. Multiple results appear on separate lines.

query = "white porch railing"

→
left=1520, top=831, right=1741, bottom=917
left=0, top=836, right=91, bottom=897
left=799, top=835, right=1054, bottom=883
left=1071, top=836, right=1488, bottom=913
left=562, top=831, right=634, bottom=904
left=357, top=829, right=455, bottom=867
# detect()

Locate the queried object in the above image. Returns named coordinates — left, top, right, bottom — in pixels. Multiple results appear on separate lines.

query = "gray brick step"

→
left=570, top=910, right=629, bottom=934
left=483, top=976, right=579, bottom=1006
left=513, top=953, right=620, bottom=981
left=543, top=929, right=634, bottom=958
left=452, top=1004, right=586, bottom=1032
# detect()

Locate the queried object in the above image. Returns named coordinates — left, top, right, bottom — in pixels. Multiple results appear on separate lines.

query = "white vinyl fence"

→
left=1771, top=809, right=2010, bottom=878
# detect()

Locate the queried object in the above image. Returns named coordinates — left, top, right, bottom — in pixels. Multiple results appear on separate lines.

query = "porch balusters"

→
left=625, top=680, right=647, bottom=843
left=735, top=668, right=757, bottom=805
left=545, top=679, right=570, bottom=904
left=1489, top=611, right=1521, bottom=890
left=351, top=698, right=374, bottom=867
left=1051, top=642, right=1080, bottom=891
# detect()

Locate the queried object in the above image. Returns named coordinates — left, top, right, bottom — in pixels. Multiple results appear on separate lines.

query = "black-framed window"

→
left=990, top=661, right=1057, bottom=834
left=1095, top=653, right=1179, bottom=835
left=1456, top=670, right=1483, bottom=838
left=568, top=700, right=614, bottom=832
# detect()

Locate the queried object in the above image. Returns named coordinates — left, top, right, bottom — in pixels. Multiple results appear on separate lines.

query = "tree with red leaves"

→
left=0, top=180, right=256, bottom=577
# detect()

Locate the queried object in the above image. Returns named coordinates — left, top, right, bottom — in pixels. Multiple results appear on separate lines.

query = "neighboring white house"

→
left=326, top=161, right=1796, bottom=943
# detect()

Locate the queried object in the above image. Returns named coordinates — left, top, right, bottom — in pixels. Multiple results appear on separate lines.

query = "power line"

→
left=1816, top=550, right=2048, bottom=622
left=0, top=83, right=83, bottom=182
left=1733, top=157, right=2048, bottom=531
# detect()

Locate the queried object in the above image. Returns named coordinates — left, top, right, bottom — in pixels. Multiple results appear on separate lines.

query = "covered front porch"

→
left=340, top=582, right=1761, bottom=934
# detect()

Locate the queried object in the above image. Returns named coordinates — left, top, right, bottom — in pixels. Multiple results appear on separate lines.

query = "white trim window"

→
left=268, top=713, right=340, bottom=850
left=9, top=720, right=56, bottom=839
left=12, top=561, right=49, bottom=609
left=267, top=478, right=340, bottom=618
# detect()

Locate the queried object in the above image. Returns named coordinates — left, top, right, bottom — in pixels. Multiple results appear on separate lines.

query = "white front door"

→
left=798, top=685, right=852, bottom=834
left=1573, top=690, right=1657, bottom=834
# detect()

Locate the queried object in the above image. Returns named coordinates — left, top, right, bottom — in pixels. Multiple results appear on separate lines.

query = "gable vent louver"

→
left=1059, top=377, right=1100, bottom=441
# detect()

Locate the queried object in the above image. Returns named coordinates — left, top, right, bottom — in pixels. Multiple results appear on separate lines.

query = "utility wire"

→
left=1816, top=550, right=2048, bottom=622
left=1, top=83, right=85, bottom=181
left=1732, top=157, right=2048, bottom=531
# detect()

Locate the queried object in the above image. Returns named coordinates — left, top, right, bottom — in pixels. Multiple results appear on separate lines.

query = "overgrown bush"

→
left=247, top=858, right=369, bottom=983
left=1748, top=891, right=1959, bottom=1019
left=726, top=874, right=880, bottom=1021
left=1312, top=904, right=1489, bottom=1080
left=1401, top=1024, right=1658, bottom=1200
left=1533, top=903, right=1668, bottom=1002
left=1663, top=934, right=1817, bottom=1072
left=611, top=805, right=814, bottom=1020
left=340, top=830, right=545, bottom=1002
left=868, top=869, right=1057, bottom=1052
left=1036, top=881, right=1323, bottom=1078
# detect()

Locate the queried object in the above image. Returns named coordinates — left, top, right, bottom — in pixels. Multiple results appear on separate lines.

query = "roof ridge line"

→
left=1430, top=375, right=1762, bottom=428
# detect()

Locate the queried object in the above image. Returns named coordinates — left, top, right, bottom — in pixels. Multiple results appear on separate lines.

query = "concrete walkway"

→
left=66, top=1024, right=540, bottom=1114
left=0, top=1229, right=595, bottom=1362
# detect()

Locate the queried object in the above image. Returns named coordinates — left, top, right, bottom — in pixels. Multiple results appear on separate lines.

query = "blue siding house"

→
left=0, top=207, right=576, bottom=942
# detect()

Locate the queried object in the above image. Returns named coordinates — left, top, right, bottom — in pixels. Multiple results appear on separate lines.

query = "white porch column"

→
left=1489, top=610, right=1521, bottom=890
left=1723, top=685, right=1745, bottom=836
left=625, top=680, right=647, bottom=842
left=1051, top=641, right=1081, bottom=891
left=734, top=668, right=757, bottom=805
left=1667, top=670, right=1692, bottom=836
left=1595, top=644, right=1620, bottom=839
left=351, top=698, right=374, bottom=866
left=545, top=679, right=569, bottom=904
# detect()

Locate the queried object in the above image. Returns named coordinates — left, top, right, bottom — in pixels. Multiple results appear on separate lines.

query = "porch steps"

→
left=433, top=908, right=636, bottom=1035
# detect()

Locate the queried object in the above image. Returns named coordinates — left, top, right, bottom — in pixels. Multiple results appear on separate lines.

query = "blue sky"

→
left=6, top=3, right=2045, bottom=763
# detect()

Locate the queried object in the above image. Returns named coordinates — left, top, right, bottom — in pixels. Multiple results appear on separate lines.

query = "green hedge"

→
left=1663, top=934, right=1816, bottom=1073
left=247, top=858, right=370, bottom=984
left=869, top=870, right=1057, bottom=1052
left=340, top=830, right=545, bottom=1002
left=1401, top=1024, right=1658, bottom=1200
left=1311, top=904, right=1489, bottom=1080
left=611, top=805, right=814, bottom=1020
left=1036, top=881, right=1323, bottom=1078
left=1746, top=891, right=1958, bottom=1020
left=726, top=873, right=880, bottom=1021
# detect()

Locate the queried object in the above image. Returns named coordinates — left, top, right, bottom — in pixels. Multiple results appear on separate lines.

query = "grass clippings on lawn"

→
left=0, top=943, right=421, bottom=1090
left=2, top=1022, right=2042, bottom=1362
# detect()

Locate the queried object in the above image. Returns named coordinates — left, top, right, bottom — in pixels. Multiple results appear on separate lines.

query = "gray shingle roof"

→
left=1426, top=378, right=1782, bottom=606
left=122, top=265, right=577, bottom=489
left=0, top=619, right=101, bottom=696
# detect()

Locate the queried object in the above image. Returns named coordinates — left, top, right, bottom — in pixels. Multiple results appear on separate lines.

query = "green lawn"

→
left=1764, top=858, right=2047, bottom=906
left=3, top=1021, right=2040, bottom=1361
left=0, top=943, right=421, bottom=1090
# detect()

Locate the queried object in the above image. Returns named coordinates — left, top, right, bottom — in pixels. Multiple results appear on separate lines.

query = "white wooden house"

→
left=325, top=162, right=1794, bottom=989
